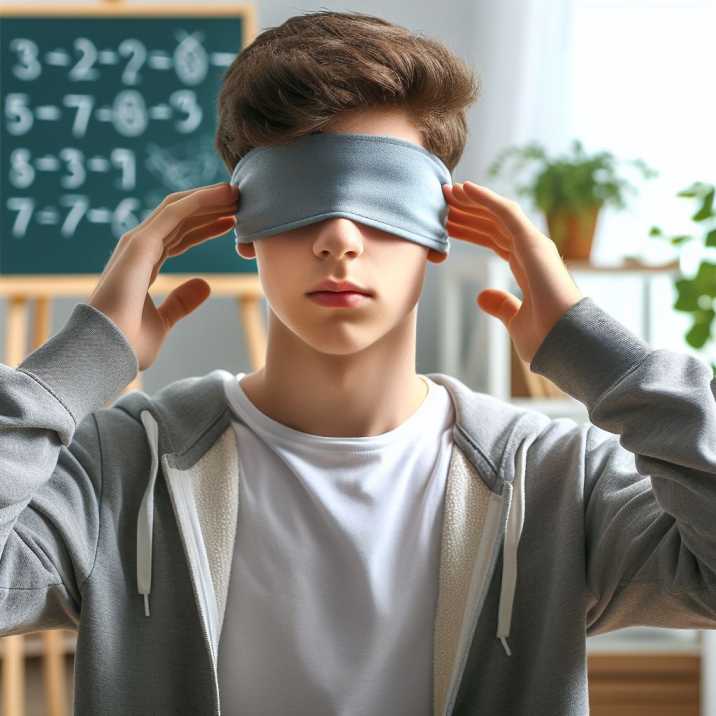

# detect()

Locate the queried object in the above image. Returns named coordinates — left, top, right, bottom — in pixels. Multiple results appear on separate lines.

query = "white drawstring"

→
left=137, top=410, right=160, bottom=617
left=135, top=404, right=531, bottom=655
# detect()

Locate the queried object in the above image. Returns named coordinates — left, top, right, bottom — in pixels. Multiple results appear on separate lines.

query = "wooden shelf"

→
left=563, top=258, right=680, bottom=273
left=587, top=651, right=700, bottom=716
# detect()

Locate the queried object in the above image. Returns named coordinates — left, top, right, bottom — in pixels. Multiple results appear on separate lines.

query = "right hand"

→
left=87, top=181, right=240, bottom=372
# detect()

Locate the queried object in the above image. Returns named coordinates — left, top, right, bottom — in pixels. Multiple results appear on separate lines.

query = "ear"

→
left=236, top=242, right=256, bottom=259
left=427, top=248, right=447, bottom=264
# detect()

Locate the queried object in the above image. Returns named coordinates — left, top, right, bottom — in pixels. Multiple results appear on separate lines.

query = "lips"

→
left=307, top=291, right=372, bottom=308
left=306, top=279, right=373, bottom=295
left=307, top=289, right=370, bottom=295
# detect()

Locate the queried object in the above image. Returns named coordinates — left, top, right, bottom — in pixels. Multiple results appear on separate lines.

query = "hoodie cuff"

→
left=17, top=302, right=139, bottom=426
left=529, top=296, right=652, bottom=410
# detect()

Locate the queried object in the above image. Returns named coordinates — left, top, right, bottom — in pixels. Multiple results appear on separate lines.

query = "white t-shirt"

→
left=217, top=372, right=455, bottom=715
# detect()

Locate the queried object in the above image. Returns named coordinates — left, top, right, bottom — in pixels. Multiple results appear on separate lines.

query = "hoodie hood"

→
left=129, top=370, right=546, bottom=661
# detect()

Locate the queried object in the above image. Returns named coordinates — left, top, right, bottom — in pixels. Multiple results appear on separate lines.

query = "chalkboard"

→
left=0, top=3, right=257, bottom=275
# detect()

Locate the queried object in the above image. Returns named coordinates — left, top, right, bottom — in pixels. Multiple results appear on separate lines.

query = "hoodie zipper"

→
left=442, top=482, right=513, bottom=716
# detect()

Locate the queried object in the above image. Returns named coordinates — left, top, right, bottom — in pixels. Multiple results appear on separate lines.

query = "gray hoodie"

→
left=1, top=295, right=715, bottom=715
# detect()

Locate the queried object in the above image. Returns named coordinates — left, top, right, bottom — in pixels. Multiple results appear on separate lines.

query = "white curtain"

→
left=456, top=0, right=578, bottom=390
left=465, top=0, right=578, bottom=187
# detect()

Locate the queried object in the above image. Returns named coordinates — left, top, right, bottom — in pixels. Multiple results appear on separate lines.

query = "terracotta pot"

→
left=545, top=204, right=601, bottom=261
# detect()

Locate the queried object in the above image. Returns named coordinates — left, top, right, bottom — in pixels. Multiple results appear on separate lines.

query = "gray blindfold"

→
left=229, top=132, right=453, bottom=256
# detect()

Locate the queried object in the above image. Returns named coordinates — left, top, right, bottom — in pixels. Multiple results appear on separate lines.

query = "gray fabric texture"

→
left=229, top=132, right=453, bottom=254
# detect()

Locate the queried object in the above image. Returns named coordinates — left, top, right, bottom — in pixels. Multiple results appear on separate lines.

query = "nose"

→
left=312, top=217, right=366, bottom=259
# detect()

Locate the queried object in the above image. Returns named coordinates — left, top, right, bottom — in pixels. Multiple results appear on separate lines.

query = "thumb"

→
left=158, top=278, right=212, bottom=331
left=476, top=288, right=521, bottom=327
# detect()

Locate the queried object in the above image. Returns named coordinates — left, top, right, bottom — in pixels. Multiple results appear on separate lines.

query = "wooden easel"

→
left=0, top=273, right=266, bottom=716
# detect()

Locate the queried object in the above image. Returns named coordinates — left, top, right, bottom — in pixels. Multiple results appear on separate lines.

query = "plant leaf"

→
left=686, top=322, right=709, bottom=348
left=692, top=187, right=714, bottom=222
left=674, top=278, right=702, bottom=311
left=694, top=261, right=716, bottom=297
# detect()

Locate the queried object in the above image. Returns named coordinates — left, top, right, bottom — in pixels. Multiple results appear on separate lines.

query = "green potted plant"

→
left=486, top=139, right=658, bottom=261
left=649, top=180, right=716, bottom=376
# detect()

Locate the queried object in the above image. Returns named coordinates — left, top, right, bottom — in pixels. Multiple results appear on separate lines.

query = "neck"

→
left=239, top=309, right=428, bottom=438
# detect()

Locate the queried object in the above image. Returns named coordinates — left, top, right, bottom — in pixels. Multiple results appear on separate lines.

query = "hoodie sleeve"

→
left=0, top=303, right=138, bottom=635
left=529, top=296, right=716, bottom=635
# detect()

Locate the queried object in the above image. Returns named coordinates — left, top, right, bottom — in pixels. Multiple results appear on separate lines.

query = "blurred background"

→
left=1, top=0, right=715, bottom=714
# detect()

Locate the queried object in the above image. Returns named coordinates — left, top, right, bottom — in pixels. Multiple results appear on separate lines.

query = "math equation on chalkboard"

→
left=0, top=8, right=255, bottom=275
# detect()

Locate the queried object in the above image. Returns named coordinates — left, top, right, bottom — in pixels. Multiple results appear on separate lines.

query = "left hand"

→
left=443, top=181, right=584, bottom=365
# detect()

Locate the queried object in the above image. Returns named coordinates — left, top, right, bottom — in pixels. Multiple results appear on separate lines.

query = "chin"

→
left=302, top=328, right=383, bottom=357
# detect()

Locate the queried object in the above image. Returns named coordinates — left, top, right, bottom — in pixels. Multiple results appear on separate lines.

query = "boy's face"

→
left=236, top=107, right=442, bottom=357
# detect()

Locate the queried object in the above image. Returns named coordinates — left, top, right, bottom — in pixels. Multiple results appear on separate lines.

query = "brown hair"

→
left=214, top=10, right=480, bottom=174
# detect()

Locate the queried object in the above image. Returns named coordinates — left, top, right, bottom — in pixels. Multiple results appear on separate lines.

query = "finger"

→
left=157, top=278, right=212, bottom=332
left=446, top=220, right=532, bottom=293
left=163, top=206, right=239, bottom=253
left=445, top=184, right=514, bottom=243
left=451, top=181, right=561, bottom=295
left=152, top=181, right=234, bottom=212
left=443, top=184, right=500, bottom=220
left=153, top=210, right=236, bottom=274
left=154, top=183, right=239, bottom=234
left=444, top=183, right=496, bottom=213
left=150, top=183, right=239, bottom=242
left=123, top=182, right=234, bottom=241
left=457, top=182, right=528, bottom=240
left=446, top=205, right=512, bottom=250
left=102, top=185, right=238, bottom=275
left=103, top=202, right=238, bottom=283
left=446, top=221, right=511, bottom=260
left=477, top=288, right=522, bottom=326
left=459, top=181, right=573, bottom=298
left=124, top=182, right=238, bottom=243
left=148, top=216, right=236, bottom=285
left=160, top=182, right=238, bottom=212
left=169, top=216, right=236, bottom=258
